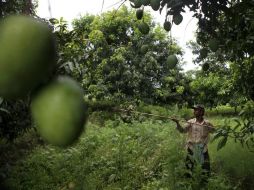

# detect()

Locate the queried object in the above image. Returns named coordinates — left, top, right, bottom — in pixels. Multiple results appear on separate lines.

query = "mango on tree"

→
left=202, top=62, right=210, bottom=72
left=173, top=14, right=183, bottom=25
left=141, top=44, right=149, bottom=54
left=167, top=54, right=178, bottom=69
left=163, top=21, right=171, bottom=31
left=142, top=0, right=150, bottom=6
left=208, top=39, right=219, bottom=52
left=131, top=0, right=142, bottom=8
left=138, top=22, right=150, bottom=35
left=150, top=0, right=160, bottom=11
left=200, top=48, right=208, bottom=59
left=136, top=9, right=143, bottom=20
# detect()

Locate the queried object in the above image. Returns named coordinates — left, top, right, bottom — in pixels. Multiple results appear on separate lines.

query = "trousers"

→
left=185, top=147, right=210, bottom=177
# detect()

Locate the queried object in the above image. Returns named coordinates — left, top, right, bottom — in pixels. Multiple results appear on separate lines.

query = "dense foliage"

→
left=0, top=0, right=37, bottom=16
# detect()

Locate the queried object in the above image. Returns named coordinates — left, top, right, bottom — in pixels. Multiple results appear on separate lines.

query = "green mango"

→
left=173, top=14, right=183, bottom=25
left=150, top=0, right=160, bottom=11
left=134, top=0, right=142, bottom=8
left=202, top=62, right=210, bottom=71
left=138, top=22, right=150, bottom=35
left=167, top=55, right=178, bottom=69
left=136, top=9, right=143, bottom=20
left=208, top=39, right=219, bottom=52
left=0, top=15, right=56, bottom=99
left=141, top=44, right=149, bottom=54
left=31, top=76, right=88, bottom=147
left=200, top=48, right=208, bottom=59
left=142, top=0, right=150, bottom=6
left=163, top=21, right=171, bottom=31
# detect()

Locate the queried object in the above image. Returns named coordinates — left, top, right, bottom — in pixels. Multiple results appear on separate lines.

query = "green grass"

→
left=3, top=120, right=185, bottom=190
left=1, top=106, right=254, bottom=190
left=208, top=116, right=254, bottom=190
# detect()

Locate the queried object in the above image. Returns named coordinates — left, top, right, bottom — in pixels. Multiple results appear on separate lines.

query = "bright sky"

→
left=36, top=0, right=199, bottom=71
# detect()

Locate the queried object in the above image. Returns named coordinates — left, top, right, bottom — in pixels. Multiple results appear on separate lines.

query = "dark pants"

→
left=185, top=148, right=210, bottom=178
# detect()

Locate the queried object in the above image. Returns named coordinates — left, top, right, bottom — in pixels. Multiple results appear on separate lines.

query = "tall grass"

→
left=1, top=105, right=253, bottom=190
left=208, top=116, right=254, bottom=190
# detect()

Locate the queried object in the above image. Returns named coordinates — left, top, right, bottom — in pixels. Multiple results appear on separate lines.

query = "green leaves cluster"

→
left=189, top=72, right=232, bottom=108
left=212, top=102, right=254, bottom=152
left=197, top=1, right=254, bottom=59
left=0, top=98, right=31, bottom=140
left=0, top=0, right=37, bottom=17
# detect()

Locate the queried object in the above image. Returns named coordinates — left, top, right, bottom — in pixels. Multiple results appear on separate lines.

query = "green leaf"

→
left=217, top=136, right=228, bottom=151
left=239, top=110, right=245, bottom=116
left=233, top=118, right=241, bottom=130
left=49, top=18, right=58, bottom=24
left=211, top=130, right=223, bottom=142
left=108, top=174, right=116, bottom=183
left=0, top=108, right=10, bottom=114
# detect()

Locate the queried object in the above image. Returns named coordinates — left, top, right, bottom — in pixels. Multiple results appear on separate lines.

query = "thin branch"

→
left=111, top=0, right=127, bottom=19
left=183, top=16, right=195, bottom=43
left=100, top=0, right=105, bottom=14
left=114, top=108, right=215, bottom=127
left=48, top=0, right=52, bottom=18
left=106, top=0, right=126, bottom=9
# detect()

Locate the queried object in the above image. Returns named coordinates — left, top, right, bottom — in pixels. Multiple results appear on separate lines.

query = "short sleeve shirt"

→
left=183, top=118, right=214, bottom=152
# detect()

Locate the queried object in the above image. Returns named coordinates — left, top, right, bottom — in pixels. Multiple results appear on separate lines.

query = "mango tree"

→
left=54, top=6, right=185, bottom=105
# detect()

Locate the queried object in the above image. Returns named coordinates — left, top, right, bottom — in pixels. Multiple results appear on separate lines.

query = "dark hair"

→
left=191, top=104, right=205, bottom=111
left=194, top=107, right=205, bottom=116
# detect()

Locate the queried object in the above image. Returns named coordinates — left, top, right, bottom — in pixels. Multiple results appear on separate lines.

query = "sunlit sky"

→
left=36, top=0, right=199, bottom=71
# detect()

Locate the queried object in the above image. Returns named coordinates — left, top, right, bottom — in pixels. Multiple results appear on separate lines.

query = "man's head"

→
left=191, top=104, right=205, bottom=117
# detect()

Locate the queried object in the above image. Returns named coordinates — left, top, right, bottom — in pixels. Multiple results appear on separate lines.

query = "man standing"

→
left=172, top=105, right=215, bottom=178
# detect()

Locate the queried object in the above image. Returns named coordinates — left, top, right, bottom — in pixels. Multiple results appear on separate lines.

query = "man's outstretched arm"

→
left=207, top=122, right=216, bottom=133
left=171, top=118, right=189, bottom=133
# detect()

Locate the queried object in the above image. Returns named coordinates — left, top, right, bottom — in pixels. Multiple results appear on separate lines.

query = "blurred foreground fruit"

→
left=31, top=76, right=88, bottom=147
left=0, top=15, right=56, bottom=99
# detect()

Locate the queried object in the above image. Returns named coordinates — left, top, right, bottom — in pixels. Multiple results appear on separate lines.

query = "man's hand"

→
left=207, top=125, right=216, bottom=133
left=171, top=117, right=179, bottom=124
left=171, top=117, right=186, bottom=133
